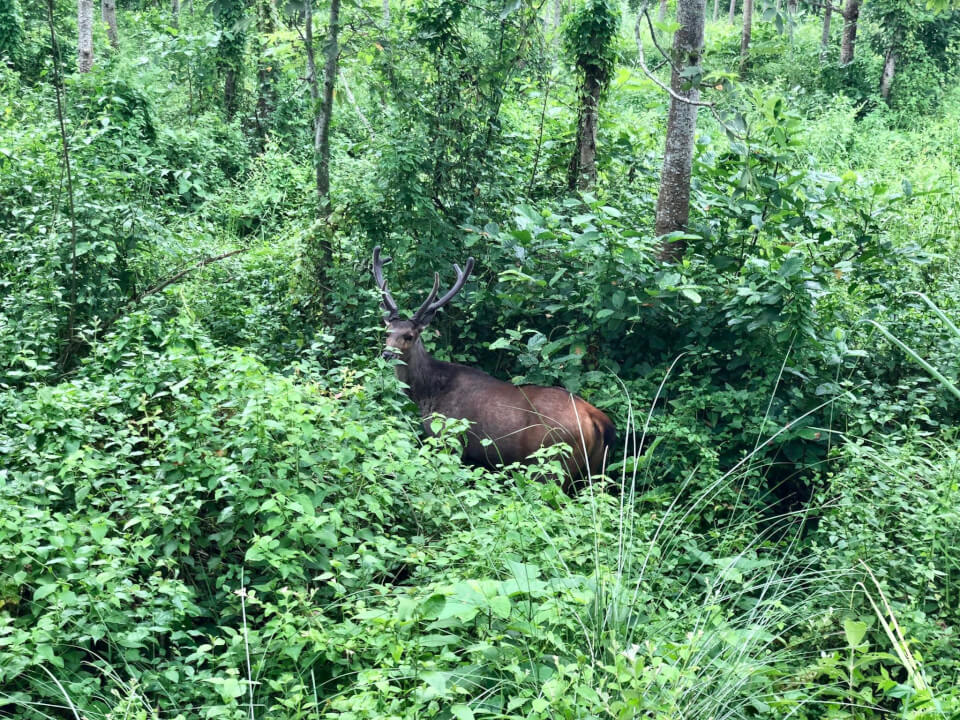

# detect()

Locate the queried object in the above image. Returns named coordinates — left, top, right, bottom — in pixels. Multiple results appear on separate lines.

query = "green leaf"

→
left=778, top=255, right=804, bottom=278
left=420, top=594, right=447, bottom=619
left=220, top=676, right=245, bottom=700
left=34, top=583, right=58, bottom=601
left=843, top=618, right=869, bottom=649
left=450, top=704, right=475, bottom=720
left=680, top=288, right=702, bottom=304
left=489, top=595, right=511, bottom=619
left=531, top=698, right=550, bottom=713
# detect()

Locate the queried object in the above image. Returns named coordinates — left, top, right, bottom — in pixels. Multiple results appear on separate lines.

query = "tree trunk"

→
left=713, top=0, right=720, bottom=22
left=739, top=0, right=752, bottom=73
left=215, top=0, right=245, bottom=118
left=304, top=0, right=339, bottom=289
left=659, top=0, right=667, bottom=21
left=102, top=0, right=118, bottom=48
left=786, top=0, right=797, bottom=13
left=382, top=0, right=390, bottom=24
left=255, top=0, right=276, bottom=147
left=77, top=0, right=94, bottom=71
left=568, top=73, right=601, bottom=190
left=839, top=0, right=859, bottom=65
left=655, top=0, right=705, bottom=262
left=820, top=3, right=832, bottom=60
left=315, top=0, right=340, bottom=212
left=728, top=0, right=736, bottom=23
left=171, top=0, right=180, bottom=27
left=224, top=69, right=238, bottom=116
left=305, top=0, right=319, bottom=132
left=880, top=47, right=897, bottom=100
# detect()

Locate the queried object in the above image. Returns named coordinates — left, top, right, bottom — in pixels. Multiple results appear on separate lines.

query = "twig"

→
left=633, top=6, right=747, bottom=141
left=98, top=248, right=248, bottom=337
left=528, top=76, right=552, bottom=194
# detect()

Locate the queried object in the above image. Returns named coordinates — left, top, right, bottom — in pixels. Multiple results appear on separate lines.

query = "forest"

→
left=1, top=0, right=960, bottom=716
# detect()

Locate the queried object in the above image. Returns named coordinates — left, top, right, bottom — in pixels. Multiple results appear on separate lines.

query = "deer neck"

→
left=396, top=339, right=442, bottom=407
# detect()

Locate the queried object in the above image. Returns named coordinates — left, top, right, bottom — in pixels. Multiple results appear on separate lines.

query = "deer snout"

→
left=382, top=349, right=400, bottom=360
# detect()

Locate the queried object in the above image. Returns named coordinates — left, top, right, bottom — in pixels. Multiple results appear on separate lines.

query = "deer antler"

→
left=411, top=257, right=475, bottom=325
left=372, top=246, right=400, bottom=321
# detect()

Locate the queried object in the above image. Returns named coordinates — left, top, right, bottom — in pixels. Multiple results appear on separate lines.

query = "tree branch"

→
left=643, top=7, right=682, bottom=75
left=634, top=14, right=727, bottom=115
left=633, top=9, right=747, bottom=140
left=98, top=248, right=249, bottom=338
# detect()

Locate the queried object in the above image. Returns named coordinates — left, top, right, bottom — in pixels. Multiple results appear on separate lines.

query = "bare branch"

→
left=643, top=7, right=682, bottom=75
left=634, top=16, right=713, bottom=111
left=633, top=12, right=745, bottom=138
left=99, top=248, right=249, bottom=337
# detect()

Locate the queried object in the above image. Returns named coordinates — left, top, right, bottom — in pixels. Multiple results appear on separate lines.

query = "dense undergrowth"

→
left=2, top=0, right=960, bottom=717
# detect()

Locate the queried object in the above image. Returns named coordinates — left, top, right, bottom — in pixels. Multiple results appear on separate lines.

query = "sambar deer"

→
left=373, top=246, right=615, bottom=487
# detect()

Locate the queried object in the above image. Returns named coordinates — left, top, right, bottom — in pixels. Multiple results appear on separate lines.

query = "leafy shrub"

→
left=0, top=315, right=485, bottom=716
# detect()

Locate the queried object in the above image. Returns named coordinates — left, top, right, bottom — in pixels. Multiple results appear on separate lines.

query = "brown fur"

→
left=384, top=320, right=615, bottom=485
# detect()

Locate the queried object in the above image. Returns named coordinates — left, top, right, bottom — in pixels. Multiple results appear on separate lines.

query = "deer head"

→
left=372, top=246, right=474, bottom=361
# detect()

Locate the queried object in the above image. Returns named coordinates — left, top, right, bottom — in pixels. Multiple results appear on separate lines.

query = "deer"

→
left=372, top=246, right=616, bottom=488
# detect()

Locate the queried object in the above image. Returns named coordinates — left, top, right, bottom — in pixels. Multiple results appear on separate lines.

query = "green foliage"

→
left=0, top=314, right=480, bottom=715
left=562, top=0, right=620, bottom=88
left=3, top=1, right=960, bottom=717
left=0, top=0, right=23, bottom=67
left=213, top=0, right=248, bottom=116
left=866, top=0, right=960, bottom=119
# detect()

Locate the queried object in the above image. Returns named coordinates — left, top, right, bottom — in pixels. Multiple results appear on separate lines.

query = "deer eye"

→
left=403, top=334, right=414, bottom=341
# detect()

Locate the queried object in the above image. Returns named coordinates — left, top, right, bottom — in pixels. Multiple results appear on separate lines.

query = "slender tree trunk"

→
left=839, top=0, right=859, bottom=65
left=315, top=0, right=340, bottom=212
left=655, top=0, right=705, bottom=262
left=728, top=0, right=736, bottom=23
left=304, top=0, right=339, bottom=289
left=820, top=3, right=832, bottom=60
left=255, top=0, right=276, bottom=147
left=880, top=47, right=897, bottom=100
left=787, top=0, right=797, bottom=13
left=102, top=0, right=118, bottom=48
left=739, top=0, right=753, bottom=73
left=552, top=0, right=562, bottom=32
left=305, top=0, right=319, bottom=128
left=568, top=73, right=601, bottom=190
left=171, top=0, right=180, bottom=27
left=713, top=0, right=720, bottom=22
left=382, top=0, right=390, bottom=24
left=224, top=68, right=238, bottom=115
left=659, top=0, right=667, bottom=21
left=77, top=0, right=94, bottom=71
left=214, top=1, right=245, bottom=118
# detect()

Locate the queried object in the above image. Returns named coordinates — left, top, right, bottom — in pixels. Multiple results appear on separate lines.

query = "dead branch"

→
left=633, top=13, right=735, bottom=129
left=98, top=248, right=249, bottom=337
